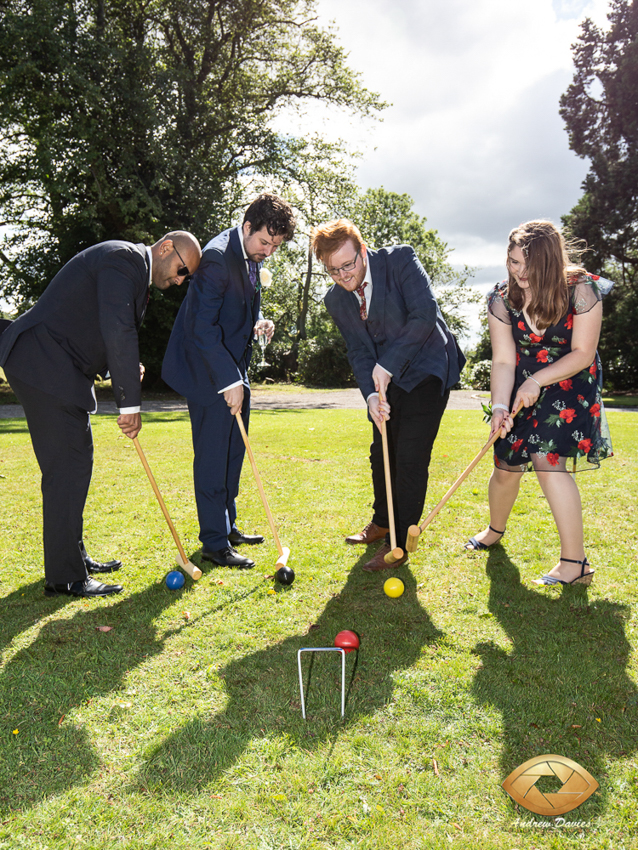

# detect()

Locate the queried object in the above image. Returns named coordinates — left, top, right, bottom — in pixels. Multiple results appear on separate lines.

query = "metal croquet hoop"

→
left=297, top=647, right=349, bottom=719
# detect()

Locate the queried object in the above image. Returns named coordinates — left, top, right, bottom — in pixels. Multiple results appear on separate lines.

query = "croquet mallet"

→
left=379, top=389, right=404, bottom=565
left=405, top=401, right=524, bottom=553
left=132, top=437, right=202, bottom=580
left=234, top=413, right=291, bottom=570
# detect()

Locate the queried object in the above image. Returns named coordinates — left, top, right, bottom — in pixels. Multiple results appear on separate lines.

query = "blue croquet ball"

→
left=275, top=565, right=295, bottom=585
left=166, top=570, right=185, bottom=590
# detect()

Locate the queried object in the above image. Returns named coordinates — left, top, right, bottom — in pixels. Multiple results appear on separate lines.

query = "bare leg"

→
left=535, top=470, right=589, bottom=582
left=466, top=466, right=523, bottom=548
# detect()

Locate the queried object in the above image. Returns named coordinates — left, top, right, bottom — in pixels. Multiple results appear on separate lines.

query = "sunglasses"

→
left=174, top=245, right=190, bottom=278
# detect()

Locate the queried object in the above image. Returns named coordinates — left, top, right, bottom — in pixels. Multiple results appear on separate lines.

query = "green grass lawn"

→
left=0, top=408, right=637, bottom=849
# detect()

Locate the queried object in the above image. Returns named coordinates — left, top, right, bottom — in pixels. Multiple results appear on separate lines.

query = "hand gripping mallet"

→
left=132, top=437, right=202, bottom=580
left=405, top=401, right=524, bottom=553
left=234, top=413, right=292, bottom=579
left=379, top=390, right=404, bottom=565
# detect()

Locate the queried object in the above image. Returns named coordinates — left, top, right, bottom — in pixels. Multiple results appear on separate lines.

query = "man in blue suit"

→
left=313, top=218, right=465, bottom=571
left=162, top=194, right=296, bottom=569
left=0, top=231, right=202, bottom=596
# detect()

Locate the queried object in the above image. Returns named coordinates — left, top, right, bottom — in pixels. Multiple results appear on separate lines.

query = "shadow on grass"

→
left=471, top=549, right=638, bottom=815
left=135, top=554, right=442, bottom=793
left=0, top=582, right=181, bottom=813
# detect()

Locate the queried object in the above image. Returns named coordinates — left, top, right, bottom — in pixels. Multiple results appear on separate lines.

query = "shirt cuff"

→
left=218, top=380, right=243, bottom=394
left=376, top=363, right=393, bottom=377
left=366, top=392, right=379, bottom=404
left=119, top=406, right=140, bottom=414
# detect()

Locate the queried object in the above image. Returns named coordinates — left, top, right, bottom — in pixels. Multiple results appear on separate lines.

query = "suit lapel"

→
left=367, top=249, right=386, bottom=327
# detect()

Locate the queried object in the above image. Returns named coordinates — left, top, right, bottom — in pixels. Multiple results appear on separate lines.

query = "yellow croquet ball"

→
left=383, top=577, right=404, bottom=598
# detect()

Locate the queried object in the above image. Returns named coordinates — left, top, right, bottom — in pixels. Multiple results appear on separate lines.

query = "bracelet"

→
left=491, top=403, right=509, bottom=412
left=528, top=376, right=542, bottom=391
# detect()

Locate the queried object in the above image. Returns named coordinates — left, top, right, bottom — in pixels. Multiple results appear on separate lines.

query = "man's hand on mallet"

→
left=372, top=364, right=391, bottom=400
left=368, top=394, right=391, bottom=433
left=224, top=385, right=244, bottom=416
left=118, top=412, right=142, bottom=439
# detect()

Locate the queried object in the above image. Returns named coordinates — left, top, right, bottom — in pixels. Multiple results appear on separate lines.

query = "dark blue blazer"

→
left=324, top=245, right=465, bottom=400
left=162, top=227, right=261, bottom=405
left=0, top=241, right=149, bottom=411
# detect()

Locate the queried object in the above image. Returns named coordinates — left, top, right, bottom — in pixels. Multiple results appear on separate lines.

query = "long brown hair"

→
left=507, top=220, right=586, bottom=329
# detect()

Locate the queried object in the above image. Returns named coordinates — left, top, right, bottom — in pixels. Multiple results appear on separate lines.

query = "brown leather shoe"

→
left=345, top=521, right=389, bottom=545
left=361, top=542, right=408, bottom=572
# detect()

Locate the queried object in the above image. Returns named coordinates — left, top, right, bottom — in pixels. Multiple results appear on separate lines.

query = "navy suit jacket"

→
left=0, top=241, right=150, bottom=412
left=324, top=245, right=465, bottom=400
left=162, top=227, right=261, bottom=405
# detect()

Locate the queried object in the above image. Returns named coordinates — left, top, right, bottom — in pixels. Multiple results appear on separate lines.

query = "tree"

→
left=0, top=0, right=383, bottom=381
left=560, top=0, right=638, bottom=389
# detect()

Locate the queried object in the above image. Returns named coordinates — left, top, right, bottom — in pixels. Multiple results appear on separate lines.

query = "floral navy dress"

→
left=487, top=274, right=613, bottom=473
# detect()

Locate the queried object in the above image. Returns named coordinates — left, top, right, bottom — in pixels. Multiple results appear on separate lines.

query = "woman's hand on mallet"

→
left=511, top=376, right=542, bottom=416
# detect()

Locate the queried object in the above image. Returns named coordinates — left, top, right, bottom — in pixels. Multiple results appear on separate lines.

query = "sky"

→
left=290, top=0, right=613, bottom=341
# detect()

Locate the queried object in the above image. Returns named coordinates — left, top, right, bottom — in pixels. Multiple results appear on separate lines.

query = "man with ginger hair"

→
left=312, top=218, right=465, bottom=571
left=0, top=231, right=202, bottom=596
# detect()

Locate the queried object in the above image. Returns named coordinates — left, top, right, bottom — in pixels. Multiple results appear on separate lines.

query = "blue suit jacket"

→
left=162, top=227, right=261, bottom=405
left=0, top=241, right=149, bottom=411
left=324, top=245, right=465, bottom=400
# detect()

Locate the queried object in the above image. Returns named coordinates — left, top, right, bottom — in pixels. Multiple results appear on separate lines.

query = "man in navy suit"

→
left=162, top=194, right=296, bottom=569
left=0, top=232, right=202, bottom=596
left=312, top=218, right=465, bottom=571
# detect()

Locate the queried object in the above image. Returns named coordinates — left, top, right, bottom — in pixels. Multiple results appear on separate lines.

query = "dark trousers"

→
left=5, top=371, right=91, bottom=584
left=370, top=376, right=450, bottom=549
left=187, top=385, right=250, bottom=551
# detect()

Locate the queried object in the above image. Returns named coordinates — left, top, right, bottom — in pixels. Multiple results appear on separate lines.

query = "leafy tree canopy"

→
left=0, top=0, right=383, bottom=299
left=560, top=0, right=638, bottom=389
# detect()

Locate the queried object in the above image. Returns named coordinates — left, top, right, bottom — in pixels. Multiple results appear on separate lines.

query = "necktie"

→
left=248, top=261, right=260, bottom=292
left=355, top=281, right=368, bottom=320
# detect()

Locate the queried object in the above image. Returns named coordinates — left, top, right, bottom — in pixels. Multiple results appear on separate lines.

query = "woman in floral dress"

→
left=465, top=220, right=613, bottom=586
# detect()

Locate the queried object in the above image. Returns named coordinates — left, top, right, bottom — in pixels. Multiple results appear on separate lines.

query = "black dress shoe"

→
left=228, top=529, right=265, bottom=546
left=201, top=546, right=255, bottom=569
left=84, top=554, right=122, bottom=574
left=44, top=577, right=124, bottom=597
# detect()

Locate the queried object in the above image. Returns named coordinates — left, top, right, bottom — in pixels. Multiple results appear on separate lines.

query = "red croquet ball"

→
left=334, top=630, right=360, bottom=653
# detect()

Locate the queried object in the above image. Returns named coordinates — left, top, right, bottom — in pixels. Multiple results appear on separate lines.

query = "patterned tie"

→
left=248, top=261, right=260, bottom=292
left=355, top=281, right=368, bottom=321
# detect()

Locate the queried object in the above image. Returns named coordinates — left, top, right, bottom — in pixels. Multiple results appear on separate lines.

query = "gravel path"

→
left=0, top=388, right=488, bottom=418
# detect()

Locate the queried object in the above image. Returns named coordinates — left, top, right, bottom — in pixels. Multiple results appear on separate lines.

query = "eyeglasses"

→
left=324, top=249, right=360, bottom=278
left=174, top=245, right=190, bottom=278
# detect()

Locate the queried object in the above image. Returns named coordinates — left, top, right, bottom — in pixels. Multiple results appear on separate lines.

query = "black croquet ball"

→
left=275, top=565, right=295, bottom=585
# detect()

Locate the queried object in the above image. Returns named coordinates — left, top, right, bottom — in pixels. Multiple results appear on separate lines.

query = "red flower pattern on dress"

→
left=589, top=362, right=597, bottom=376
left=559, top=408, right=577, bottom=424
left=577, top=394, right=585, bottom=402
left=578, top=438, right=592, bottom=453
left=512, top=439, right=523, bottom=453
left=565, top=314, right=574, bottom=330
left=518, top=321, right=525, bottom=331
left=530, top=333, right=543, bottom=344
left=536, top=349, right=549, bottom=363
left=516, top=352, right=520, bottom=365
left=590, top=403, right=601, bottom=418
left=559, top=379, right=572, bottom=391
left=533, top=419, right=538, bottom=428
left=546, top=452, right=560, bottom=467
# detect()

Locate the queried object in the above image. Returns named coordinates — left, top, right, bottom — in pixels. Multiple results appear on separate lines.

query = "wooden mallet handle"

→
left=133, top=437, right=202, bottom=580
left=379, top=390, right=403, bottom=564
left=405, top=401, right=524, bottom=552
left=234, top=413, right=288, bottom=566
